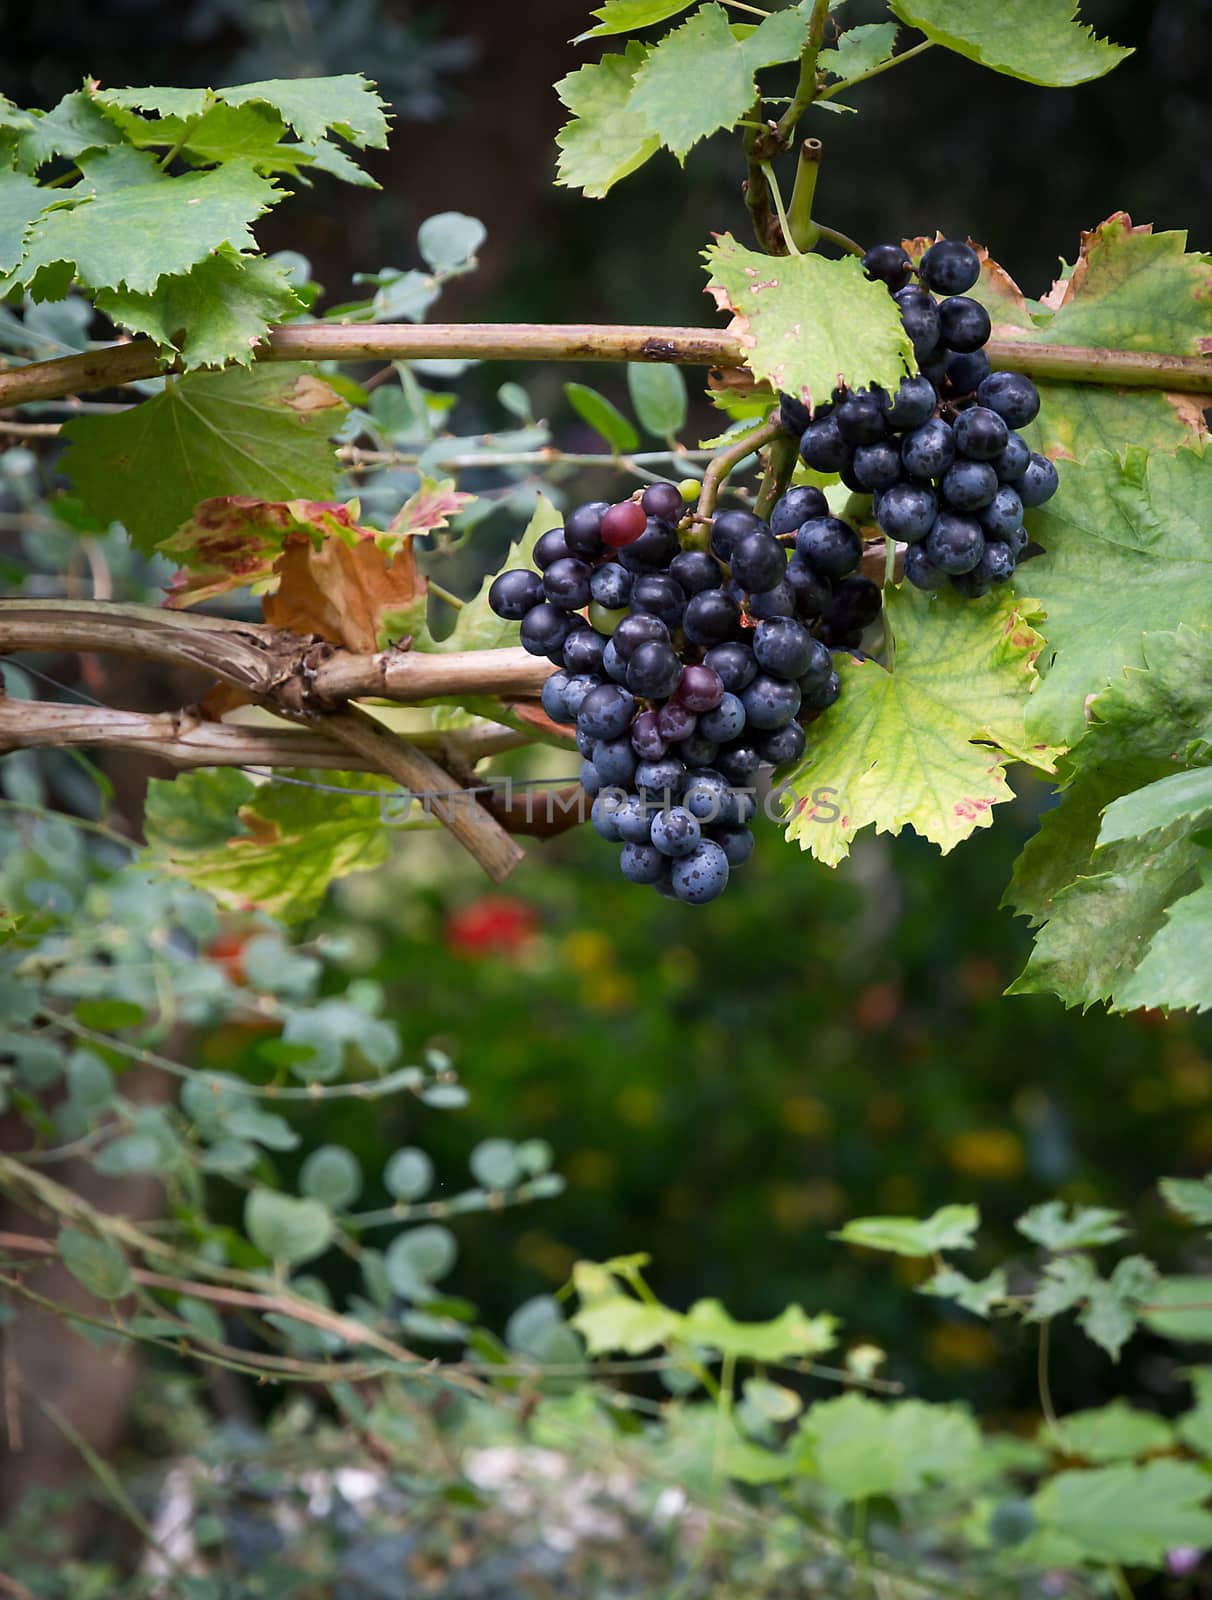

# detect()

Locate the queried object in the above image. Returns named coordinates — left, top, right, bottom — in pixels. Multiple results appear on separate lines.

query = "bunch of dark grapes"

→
left=787, top=238, right=1058, bottom=597
left=487, top=480, right=877, bottom=903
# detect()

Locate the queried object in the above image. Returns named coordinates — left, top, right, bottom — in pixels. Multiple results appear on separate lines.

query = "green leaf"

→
left=627, top=362, right=687, bottom=438
left=91, top=86, right=211, bottom=120
left=93, top=1133, right=164, bottom=1176
left=1006, top=627, right=1212, bottom=1011
left=1054, top=1402, right=1173, bottom=1463
left=797, top=1393, right=984, bottom=1501
left=921, top=1266, right=1007, bottom=1317
left=1020, top=446, right=1212, bottom=750
left=74, top=997, right=144, bottom=1030
left=888, top=0, right=1131, bottom=86
left=564, top=382, right=639, bottom=453
left=627, top=3, right=811, bottom=161
left=1160, top=1176, right=1212, bottom=1227
left=280, top=997, right=399, bottom=1082
left=704, top=235, right=914, bottom=410
left=1177, top=1368, right=1212, bottom=1455
left=554, top=43, right=661, bottom=198
left=95, top=248, right=304, bottom=370
left=782, top=586, right=1057, bottom=866
left=10, top=163, right=281, bottom=299
left=244, top=1189, right=333, bottom=1265
left=1114, top=869, right=1212, bottom=1015
left=416, top=212, right=485, bottom=275
left=1028, top=381, right=1209, bottom=466
left=1099, top=766, right=1212, bottom=847
left=818, top=22, right=900, bottom=83
left=424, top=492, right=563, bottom=654
left=143, top=768, right=394, bottom=923
left=571, top=1295, right=683, bottom=1355
left=469, top=1138, right=521, bottom=1190
left=60, top=363, right=346, bottom=555
left=384, top=1224, right=457, bottom=1294
left=299, top=1146, right=363, bottom=1211
left=14, top=90, right=122, bottom=171
left=577, top=0, right=695, bottom=39
left=1139, top=1276, right=1212, bottom=1342
left=833, top=1204, right=980, bottom=1258
left=1029, top=1254, right=1098, bottom=1320
left=384, top=1147, right=434, bottom=1201
left=219, top=75, right=390, bottom=147
left=681, top=1298, right=837, bottom=1361
left=1033, top=1461, right=1212, bottom=1567
left=1017, top=1201, right=1128, bottom=1250
left=57, top=1228, right=131, bottom=1301
left=0, top=170, right=47, bottom=276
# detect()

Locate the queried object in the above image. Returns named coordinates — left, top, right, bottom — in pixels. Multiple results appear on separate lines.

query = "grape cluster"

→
left=788, top=238, right=1058, bottom=597
left=488, top=480, right=876, bottom=903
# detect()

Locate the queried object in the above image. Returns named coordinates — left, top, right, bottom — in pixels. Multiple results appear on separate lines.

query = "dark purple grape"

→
left=564, top=500, right=610, bottom=558
left=520, top=603, right=573, bottom=657
left=626, top=640, right=682, bottom=699
left=779, top=392, right=814, bottom=436
left=669, top=549, right=723, bottom=596
left=731, top=531, right=786, bottom=594
left=683, top=589, right=742, bottom=646
left=980, top=486, right=1024, bottom=540
left=785, top=556, right=830, bottom=618
left=641, top=482, right=684, bottom=521
left=563, top=627, right=606, bottom=676
left=740, top=674, right=802, bottom=730
left=612, top=612, right=669, bottom=661
left=954, top=406, right=1009, bottom=462
left=534, top=528, right=571, bottom=569
left=795, top=635, right=835, bottom=692
left=578, top=683, right=636, bottom=740
left=835, top=391, right=887, bottom=445
left=620, top=842, right=666, bottom=884
left=901, top=417, right=956, bottom=480
left=862, top=242, right=913, bottom=292
left=594, top=737, right=637, bottom=787
left=753, top=722, right=806, bottom=768
left=894, top=285, right=941, bottom=358
left=700, top=692, right=746, bottom=743
left=651, top=806, right=702, bottom=859
left=635, top=757, right=686, bottom=800
left=704, top=641, right=757, bottom=693
left=942, top=349, right=992, bottom=398
left=992, top=432, right=1031, bottom=483
left=1017, top=453, right=1059, bottom=507
left=926, top=511, right=985, bottom=574
left=799, top=416, right=849, bottom=473
left=630, top=710, right=667, bottom=761
left=675, top=664, right=725, bottom=713
left=941, top=460, right=998, bottom=511
left=977, top=371, right=1041, bottom=429
left=919, top=239, right=980, bottom=296
left=938, top=296, right=992, bottom=353
left=618, top=516, right=680, bottom=573
left=884, top=375, right=938, bottom=431
left=488, top=568, right=544, bottom=620
left=630, top=573, right=686, bottom=628
left=753, top=617, right=817, bottom=681
left=715, top=743, right=762, bottom=785
left=903, top=543, right=947, bottom=591
left=656, top=699, right=697, bottom=742
left=543, top=556, right=592, bottom=610
left=825, top=575, right=882, bottom=633
left=795, top=516, right=863, bottom=580
left=709, top=509, right=765, bottom=562
left=747, top=580, right=796, bottom=620
left=876, top=481, right=937, bottom=543
left=589, top=562, right=632, bottom=610
left=801, top=668, right=841, bottom=710
left=770, top=485, right=829, bottom=537
left=678, top=732, right=720, bottom=768
left=852, top=440, right=903, bottom=492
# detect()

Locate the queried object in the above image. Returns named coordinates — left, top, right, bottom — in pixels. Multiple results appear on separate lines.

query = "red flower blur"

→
left=445, top=896, right=540, bottom=959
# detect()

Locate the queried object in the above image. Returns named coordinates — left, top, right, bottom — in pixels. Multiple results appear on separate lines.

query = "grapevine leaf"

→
left=11, top=162, right=283, bottom=298
left=91, top=86, right=211, bottom=120
left=818, top=22, right=900, bottom=83
left=704, top=236, right=913, bottom=410
left=565, top=381, right=639, bottom=452
left=1033, top=1462, right=1212, bottom=1567
left=263, top=525, right=425, bottom=653
left=1027, top=381, right=1209, bottom=466
left=219, top=76, right=389, bottom=148
left=1053, top=1402, right=1173, bottom=1463
left=1177, top=1369, right=1212, bottom=1455
left=833, top=1204, right=980, bottom=1257
left=1099, top=767, right=1212, bottom=846
left=1079, top=1279, right=1142, bottom=1360
left=143, top=768, right=396, bottom=924
left=1140, top=1276, right=1212, bottom=1342
left=159, top=497, right=362, bottom=607
left=920, top=1267, right=1007, bottom=1317
left=14, top=90, right=122, bottom=172
left=245, top=1189, right=333, bottom=1266
left=94, top=248, right=304, bottom=370
left=1006, top=627, right=1212, bottom=1010
left=626, top=3, right=812, bottom=162
left=1021, top=445, right=1212, bottom=748
left=1160, top=1176, right=1212, bottom=1228
left=1029, top=1255, right=1098, bottom=1320
left=680, top=1299, right=837, bottom=1361
left=554, top=43, right=660, bottom=198
left=0, top=170, right=45, bottom=276
left=1017, top=1201, right=1127, bottom=1250
left=60, top=364, right=346, bottom=554
left=422, top=493, right=562, bottom=654
left=781, top=586, right=1057, bottom=866
left=888, top=0, right=1131, bottom=87
left=796, top=1394, right=984, bottom=1501
left=1027, top=215, right=1212, bottom=358
left=571, top=1295, right=682, bottom=1354
left=576, top=1, right=695, bottom=39
left=627, top=362, right=687, bottom=437
left=57, top=1228, right=132, bottom=1301
left=1114, top=868, right=1212, bottom=1015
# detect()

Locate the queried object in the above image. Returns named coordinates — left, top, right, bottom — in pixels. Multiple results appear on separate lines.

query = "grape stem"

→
left=694, top=416, right=784, bottom=522
left=786, top=138, right=822, bottom=252
left=816, top=39, right=935, bottom=103
left=754, top=431, right=798, bottom=520
left=759, top=161, right=801, bottom=256
left=812, top=222, right=865, bottom=258
left=772, top=0, right=833, bottom=148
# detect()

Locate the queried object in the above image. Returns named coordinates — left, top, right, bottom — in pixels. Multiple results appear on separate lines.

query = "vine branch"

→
left=1, top=326, right=1208, bottom=410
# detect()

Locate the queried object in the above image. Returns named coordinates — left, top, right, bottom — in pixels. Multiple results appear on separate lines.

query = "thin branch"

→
left=695, top=416, right=783, bottom=521
left=317, top=704, right=525, bottom=883
left=773, top=0, right=832, bottom=147
left=0, top=697, right=531, bottom=770
left=817, top=38, right=934, bottom=103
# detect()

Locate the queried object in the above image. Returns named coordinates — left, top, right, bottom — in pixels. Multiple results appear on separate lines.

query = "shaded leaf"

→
left=888, top=0, right=1131, bottom=86
left=1053, top=1402, right=1173, bottom=1463
left=245, top=1189, right=333, bottom=1265
left=1017, top=1201, right=1128, bottom=1250
left=1033, top=1461, right=1212, bottom=1567
left=57, top=1228, right=131, bottom=1300
left=627, top=362, right=687, bottom=438
left=797, top=1393, right=984, bottom=1501
left=834, top=1204, right=980, bottom=1258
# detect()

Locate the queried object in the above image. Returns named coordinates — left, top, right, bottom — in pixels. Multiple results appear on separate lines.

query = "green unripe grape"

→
left=589, top=602, right=629, bottom=635
left=678, top=478, right=700, bottom=503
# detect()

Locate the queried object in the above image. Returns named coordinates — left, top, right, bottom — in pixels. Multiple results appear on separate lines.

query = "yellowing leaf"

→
left=160, top=497, right=363, bottom=608
left=782, top=585, right=1058, bottom=866
left=705, top=235, right=913, bottom=410
left=264, top=532, right=424, bottom=653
